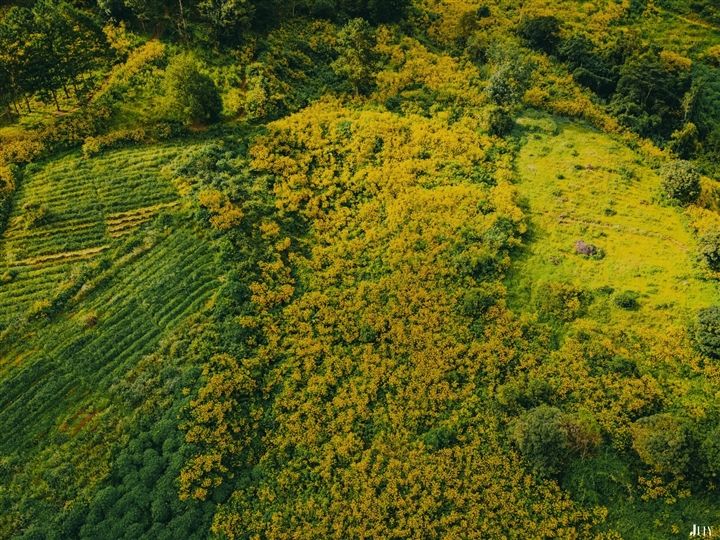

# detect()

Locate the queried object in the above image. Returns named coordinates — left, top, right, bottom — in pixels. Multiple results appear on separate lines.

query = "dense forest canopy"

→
left=0, top=0, right=720, bottom=538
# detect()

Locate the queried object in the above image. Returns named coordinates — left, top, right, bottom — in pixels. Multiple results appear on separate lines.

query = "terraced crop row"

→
left=0, top=225, right=220, bottom=454
left=0, top=143, right=198, bottom=326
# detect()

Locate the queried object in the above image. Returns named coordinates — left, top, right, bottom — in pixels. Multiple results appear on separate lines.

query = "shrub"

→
left=84, top=312, right=99, bottom=328
left=535, top=282, right=587, bottom=322
left=614, top=290, right=640, bottom=310
left=486, top=56, right=535, bottom=106
left=1, top=269, right=17, bottom=284
left=512, top=405, right=570, bottom=476
left=699, top=230, right=720, bottom=271
left=694, top=306, right=720, bottom=359
left=517, top=16, right=561, bottom=53
left=485, top=106, right=514, bottom=136
left=660, top=160, right=701, bottom=204
left=700, top=423, right=720, bottom=477
left=460, top=283, right=503, bottom=317
left=82, top=128, right=147, bottom=157
left=631, top=414, right=691, bottom=475
left=668, top=122, right=699, bottom=159
left=164, top=54, right=222, bottom=125
left=331, top=18, right=378, bottom=95
left=563, top=411, right=602, bottom=458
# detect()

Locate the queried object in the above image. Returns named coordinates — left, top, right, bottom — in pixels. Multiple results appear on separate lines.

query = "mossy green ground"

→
left=508, top=111, right=719, bottom=332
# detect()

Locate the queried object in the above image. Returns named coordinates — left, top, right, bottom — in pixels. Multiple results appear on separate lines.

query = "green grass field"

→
left=508, top=111, right=719, bottom=332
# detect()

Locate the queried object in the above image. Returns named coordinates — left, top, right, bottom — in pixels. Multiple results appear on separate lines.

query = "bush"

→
left=631, top=414, right=691, bottom=475
left=517, top=16, right=561, bottom=53
left=82, top=128, right=147, bottom=157
left=660, top=160, right=701, bottom=205
left=486, top=56, right=535, bottom=106
left=668, top=122, right=699, bottom=159
left=535, top=282, right=587, bottom=322
left=460, top=283, right=503, bottom=317
left=699, top=230, right=720, bottom=271
left=331, top=18, right=378, bottom=95
left=485, top=106, right=515, bottom=136
left=512, top=405, right=570, bottom=476
left=694, top=306, right=720, bottom=359
left=614, top=290, right=640, bottom=310
left=164, top=54, right=222, bottom=125
left=700, top=423, right=720, bottom=477
left=563, top=411, right=602, bottom=458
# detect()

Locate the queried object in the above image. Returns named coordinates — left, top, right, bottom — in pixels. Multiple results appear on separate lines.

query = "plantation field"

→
left=0, top=219, right=222, bottom=522
left=508, top=112, right=720, bottom=330
left=0, top=144, right=196, bottom=326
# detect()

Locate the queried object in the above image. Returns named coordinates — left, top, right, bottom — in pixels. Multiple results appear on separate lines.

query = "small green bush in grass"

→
left=699, top=230, right=720, bottom=271
left=660, top=160, right=701, bottom=205
left=694, top=306, right=720, bottom=359
left=614, top=290, right=640, bottom=310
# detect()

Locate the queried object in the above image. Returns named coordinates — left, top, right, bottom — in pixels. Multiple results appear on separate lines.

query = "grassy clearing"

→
left=508, top=111, right=719, bottom=331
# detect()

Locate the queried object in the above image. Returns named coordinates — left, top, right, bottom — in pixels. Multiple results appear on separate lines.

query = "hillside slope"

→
left=1, top=1, right=720, bottom=538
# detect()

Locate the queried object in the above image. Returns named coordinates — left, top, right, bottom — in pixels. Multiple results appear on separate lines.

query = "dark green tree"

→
left=197, top=0, right=254, bottom=43
left=694, top=306, right=720, bottom=359
left=611, top=50, right=692, bottom=138
left=631, top=414, right=691, bottom=475
left=331, top=18, right=378, bottom=95
left=558, top=33, right=618, bottom=97
left=164, top=54, right=222, bottom=124
left=699, top=230, right=720, bottom=271
left=517, top=15, right=561, bottom=54
left=512, top=405, right=570, bottom=476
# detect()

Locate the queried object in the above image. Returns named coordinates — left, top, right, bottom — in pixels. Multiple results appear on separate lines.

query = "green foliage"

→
left=631, top=414, right=691, bottom=475
left=614, top=290, right=640, bottom=310
left=22, top=202, right=50, bottom=229
left=517, top=16, right=561, bottom=54
left=660, top=160, right=701, bottom=204
left=558, top=33, right=619, bottom=98
left=699, top=229, right=720, bottom=272
left=694, top=306, right=720, bottom=359
left=668, top=121, right=700, bottom=159
left=0, top=1, right=108, bottom=112
left=331, top=18, right=377, bottom=95
left=197, top=0, right=253, bottom=43
left=460, top=283, right=503, bottom=317
left=512, top=405, right=570, bottom=476
left=610, top=50, right=691, bottom=139
left=534, top=281, right=588, bottom=322
left=485, top=105, right=515, bottom=136
left=164, top=54, right=222, bottom=125
left=700, top=423, right=720, bottom=477
left=486, top=54, right=535, bottom=106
